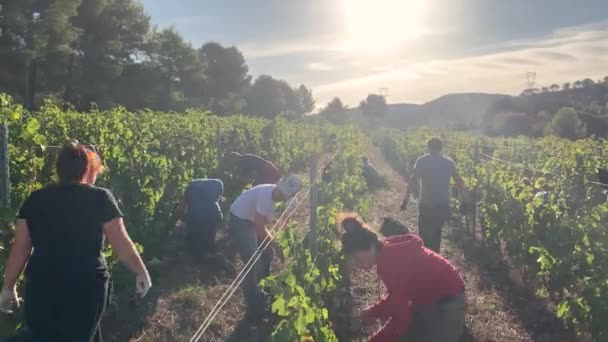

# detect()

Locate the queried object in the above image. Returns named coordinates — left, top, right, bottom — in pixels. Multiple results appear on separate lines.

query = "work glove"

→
left=136, top=272, right=152, bottom=298
left=0, top=287, right=20, bottom=314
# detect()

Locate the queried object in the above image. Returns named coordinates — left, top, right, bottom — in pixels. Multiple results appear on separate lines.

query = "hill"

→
left=345, top=93, right=505, bottom=131
left=342, top=78, right=608, bottom=138
left=484, top=80, right=608, bottom=137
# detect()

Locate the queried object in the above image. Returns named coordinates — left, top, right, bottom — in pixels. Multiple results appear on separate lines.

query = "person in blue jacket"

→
left=176, top=179, right=224, bottom=260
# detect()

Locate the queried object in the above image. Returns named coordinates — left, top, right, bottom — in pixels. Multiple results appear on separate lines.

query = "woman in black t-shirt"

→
left=0, top=143, right=152, bottom=342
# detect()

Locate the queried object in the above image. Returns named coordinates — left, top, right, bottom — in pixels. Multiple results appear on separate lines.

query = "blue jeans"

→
left=228, top=213, right=272, bottom=320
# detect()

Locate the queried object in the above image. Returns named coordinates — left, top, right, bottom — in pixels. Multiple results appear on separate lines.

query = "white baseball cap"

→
left=277, top=175, right=302, bottom=199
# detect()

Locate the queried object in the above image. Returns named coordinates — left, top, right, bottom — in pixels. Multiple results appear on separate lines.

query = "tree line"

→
left=0, top=0, right=315, bottom=118
left=319, top=94, right=388, bottom=124
left=486, top=77, right=608, bottom=139
left=521, top=76, right=608, bottom=96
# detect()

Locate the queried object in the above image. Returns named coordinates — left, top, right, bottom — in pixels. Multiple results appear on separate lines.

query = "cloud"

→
left=313, top=21, right=608, bottom=106
left=534, top=51, right=578, bottom=62
left=240, top=36, right=342, bottom=59
left=307, top=62, right=333, bottom=71
left=496, top=57, right=542, bottom=66
left=240, top=29, right=436, bottom=59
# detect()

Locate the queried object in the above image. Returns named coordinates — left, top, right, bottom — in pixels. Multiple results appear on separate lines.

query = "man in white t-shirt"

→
left=228, top=175, right=302, bottom=324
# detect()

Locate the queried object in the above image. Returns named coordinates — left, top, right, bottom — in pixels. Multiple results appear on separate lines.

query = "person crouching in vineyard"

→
left=340, top=214, right=465, bottom=342
left=227, top=175, right=302, bottom=326
left=174, top=178, right=224, bottom=261
left=401, top=137, right=466, bottom=253
left=362, top=156, right=387, bottom=189
left=0, top=142, right=152, bottom=342
left=228, top=152, right=282, bottom=187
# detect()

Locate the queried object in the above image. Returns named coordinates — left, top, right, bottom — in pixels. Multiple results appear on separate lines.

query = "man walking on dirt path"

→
left=401, top=137, right=466, bottom=253
left=227, top=175, right=302, bottom=329
left=228, top=152, right=282, bottom=187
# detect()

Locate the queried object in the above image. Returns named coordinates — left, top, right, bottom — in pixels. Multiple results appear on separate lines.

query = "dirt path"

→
left=354, top=144, right=575, bottom=342
left=105, top=148, right=575, bottom=341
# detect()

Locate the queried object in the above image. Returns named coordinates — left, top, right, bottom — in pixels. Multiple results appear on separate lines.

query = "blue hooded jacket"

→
left=185, top=179, right=223, bottom=223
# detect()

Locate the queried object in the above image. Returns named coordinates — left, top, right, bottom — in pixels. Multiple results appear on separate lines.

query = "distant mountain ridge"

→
left=346, top=92, right=506, bottom=130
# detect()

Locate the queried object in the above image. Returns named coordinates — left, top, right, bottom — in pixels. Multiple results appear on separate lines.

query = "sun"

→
left=343, top=0, right=426, bottom=52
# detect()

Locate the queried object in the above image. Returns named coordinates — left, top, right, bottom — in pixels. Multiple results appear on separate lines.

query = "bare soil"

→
left=356, top=144, right=578, bottom=342
left=104, top=147, right=578, bottom=341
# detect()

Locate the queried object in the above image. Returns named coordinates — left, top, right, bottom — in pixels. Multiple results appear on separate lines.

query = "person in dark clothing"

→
left=177, top=179, right=224, bottom=259
left=362, top=156, right=386, bottom=188
left=341, top=214, right=465, bottom=342
left=401, top=137, right=466, bottom=253
left=0, top=143, right=151, bottom=342
left=228, top=152, right=282, bottom=186
left=379, top=217, right=411, bottom=237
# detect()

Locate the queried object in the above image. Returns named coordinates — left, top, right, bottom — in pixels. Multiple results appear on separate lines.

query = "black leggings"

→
left=22, top=277, right=109, bottom=342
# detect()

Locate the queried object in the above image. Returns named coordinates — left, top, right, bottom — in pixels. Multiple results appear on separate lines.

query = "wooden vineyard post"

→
left=309, top=152, right=318, bottom=256
left=0, top=122, right=9, bottom=208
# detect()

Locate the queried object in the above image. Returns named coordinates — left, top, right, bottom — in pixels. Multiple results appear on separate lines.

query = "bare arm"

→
left=253, top=212, right=270, bottom=243
left=405, top=173, right=420, bottom=198
left=254, top=212, right=283, bottom=259
left=103, top=218, right=148, bottom=278
left=3, top=219, right=33, bottom=290
left=403, top=164, right=421, bottom=206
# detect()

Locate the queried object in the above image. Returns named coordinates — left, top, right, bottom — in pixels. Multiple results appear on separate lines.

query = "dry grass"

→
left=103, top=239, right=247, bottom=342
left=355, top=144, right=577, bottom=342
left=105, top=147, right=577, bottom=341
left=103, top=168, right=317, bottom=342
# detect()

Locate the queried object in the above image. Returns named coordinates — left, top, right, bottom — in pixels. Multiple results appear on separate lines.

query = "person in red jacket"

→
left=339, top=214, right=465, bottom=342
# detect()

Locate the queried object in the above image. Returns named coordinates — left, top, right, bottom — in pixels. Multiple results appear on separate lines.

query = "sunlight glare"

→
left=343, top=0, right=426, bottom=52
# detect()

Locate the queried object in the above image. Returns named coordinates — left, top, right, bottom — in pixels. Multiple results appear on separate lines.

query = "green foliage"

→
left=375, top=128, right=608, bottom=339
left=320, top=98, right=348, bottom=124
left=489, top=79, right=608, bottom=138
left=262, top=128, right=368, bottom=341
left=296, top=85, right=315, bottom=116
left=359, top=94, right=387, bottom=118
left=545, top=107, right=587, bottom=140
left=0, top=0, right=312, bottom=115
left=200, top=42, right=251, bottom=115
left=245, top=75, right=314, bottom=119
left=0, top=93, right=369, bottom=339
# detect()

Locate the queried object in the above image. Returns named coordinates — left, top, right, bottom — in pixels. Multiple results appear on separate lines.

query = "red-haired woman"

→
left=340, top=214, right=465, bottom=342
left=0, top=142, right=151, bottom=342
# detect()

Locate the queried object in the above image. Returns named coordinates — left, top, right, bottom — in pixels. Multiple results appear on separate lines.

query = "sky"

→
left=140, top=0, right=608, bottom=107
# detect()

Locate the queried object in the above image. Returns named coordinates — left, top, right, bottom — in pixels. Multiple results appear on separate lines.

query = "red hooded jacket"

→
left=361, top=234, right=464, bottom=342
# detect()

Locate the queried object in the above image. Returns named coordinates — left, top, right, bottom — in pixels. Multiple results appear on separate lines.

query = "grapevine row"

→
left=375, top=129, right=608, bottom=340
left=0, top=94, right=348, bottom=338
